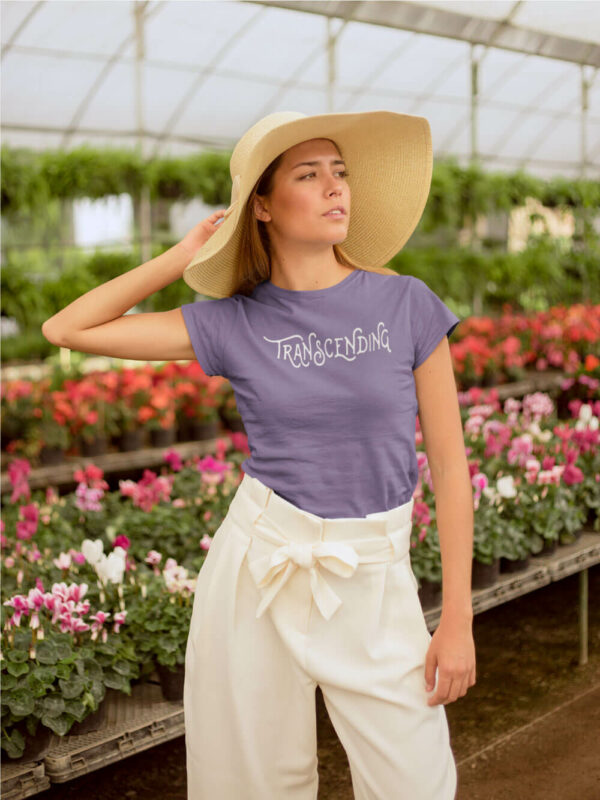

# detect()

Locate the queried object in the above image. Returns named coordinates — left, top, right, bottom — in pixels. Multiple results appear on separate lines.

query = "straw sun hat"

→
left=182, top=110, right=433, bottom=298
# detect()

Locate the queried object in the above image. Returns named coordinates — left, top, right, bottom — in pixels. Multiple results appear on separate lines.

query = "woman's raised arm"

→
left=41, top=210, right=227, bottom=361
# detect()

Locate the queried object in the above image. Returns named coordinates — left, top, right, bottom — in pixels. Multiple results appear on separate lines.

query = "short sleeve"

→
left=180, top=297, right=235, bottom=377
left=409, top=276, right=461, bottom=370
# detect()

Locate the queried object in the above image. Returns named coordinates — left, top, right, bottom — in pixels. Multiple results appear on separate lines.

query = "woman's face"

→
left=255, top=138, right=350, bottom=247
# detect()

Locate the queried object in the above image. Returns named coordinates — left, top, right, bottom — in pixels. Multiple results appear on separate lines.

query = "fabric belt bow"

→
left=246, top=515, right=360, bottom=621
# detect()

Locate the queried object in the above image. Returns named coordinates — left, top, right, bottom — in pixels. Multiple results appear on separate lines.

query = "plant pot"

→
left=39, top=445, right=65, bottom=466
left=116, top=428, right=145, bottom=452
left=176, top=418, right=192, bottom=442
left=224, top=417, right=245, bottom=433
left=417, top=578, right=442, bottom=611
left=156, top=661, right=185, bottom=702
left=150, top=426, right=176, bottom=448
left=69, top=697, right=108, bottom=735
left=500, top=555, right=530, bottom=574
left=79, top=434, right=108, bottom=457
left=8, top=720, right=53, bottom=763
left=189, top=419, right=219, bottom=441
left=471, top=557, right=500, bottom=589
left=536, top=539, right=558, bottom=557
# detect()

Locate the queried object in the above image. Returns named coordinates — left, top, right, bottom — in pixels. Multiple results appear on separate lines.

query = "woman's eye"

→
left=300, top=170, right=349, bottom=180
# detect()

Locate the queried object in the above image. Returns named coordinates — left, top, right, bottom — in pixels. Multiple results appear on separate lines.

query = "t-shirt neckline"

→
left=261, top=268, right=361, bottom=299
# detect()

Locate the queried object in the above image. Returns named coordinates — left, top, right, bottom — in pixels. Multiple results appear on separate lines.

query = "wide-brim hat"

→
left=182, top=110, right=432, bottom=298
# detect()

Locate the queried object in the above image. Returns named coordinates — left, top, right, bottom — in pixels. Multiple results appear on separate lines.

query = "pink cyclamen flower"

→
left=199, top=534, right=212, bottom=551
left=53, top=552, right=72, bottom=570
left=145, top=550, right=162, bottom=566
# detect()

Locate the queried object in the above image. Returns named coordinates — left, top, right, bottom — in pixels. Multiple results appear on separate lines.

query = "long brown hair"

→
left=228, top=139, right=397, bottom=297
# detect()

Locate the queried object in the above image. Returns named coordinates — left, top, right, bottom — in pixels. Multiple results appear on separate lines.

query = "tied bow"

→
left=246, top=516, right=360, bottom=621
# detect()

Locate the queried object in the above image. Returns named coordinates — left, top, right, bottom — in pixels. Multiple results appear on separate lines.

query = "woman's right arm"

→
left=42, top=210, right=226, bottom=362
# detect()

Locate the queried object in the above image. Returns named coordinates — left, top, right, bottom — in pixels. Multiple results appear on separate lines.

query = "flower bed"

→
left=1, top=361, right=241, bottom=466
left=3, top=304, right=599, bottom=466
left=451, top=303, right=599, bottom=385
left=1, top=387, right=598, bottom=759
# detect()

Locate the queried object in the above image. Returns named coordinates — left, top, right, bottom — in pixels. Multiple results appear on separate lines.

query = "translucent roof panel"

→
left=1, top=0, right=598, bottom=180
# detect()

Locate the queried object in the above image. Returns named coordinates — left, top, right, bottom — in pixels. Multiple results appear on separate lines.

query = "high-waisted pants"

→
left=183, top=472, right=457, bottom=800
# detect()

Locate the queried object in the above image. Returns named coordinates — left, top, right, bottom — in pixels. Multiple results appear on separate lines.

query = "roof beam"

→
left=245, top=1, right=600, bottom=68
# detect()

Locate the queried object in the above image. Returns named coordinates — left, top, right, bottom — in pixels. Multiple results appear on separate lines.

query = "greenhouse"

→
left=1, top=1, right=599, bottom=799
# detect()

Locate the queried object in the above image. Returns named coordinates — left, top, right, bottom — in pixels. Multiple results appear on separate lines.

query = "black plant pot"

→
left=79, top=434, right=108, bottom=457
left=8, top=721, right=53, bottom=763
left=156, top=662, right=185, bottom=702
left=177, top=418, right=192, bottom=442
left=116, top=428, right=145, bottom=452
left=150, top=427, right=176, bottom=448
left=536, top=539, right=558, bottom=557
left=39, top=446, right=65, bottom=466
left=500, top=555, right=530, bottom=574
left=471, top=557, right=500, bottom=589
left=69, top=697, right=108, bottom=735
left=417, top=578, right=442, bottom=611
left=224, top=417, right=246, bottom=433
left=189, top=419, right=219, bottom=441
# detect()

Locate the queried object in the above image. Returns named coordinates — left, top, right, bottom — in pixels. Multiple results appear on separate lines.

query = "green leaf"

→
left=41, top=713, right=71, bottom=736
left=40, top=695, right=65, bottom=717
left=2, top=674, right=17, bottom=690
left=7, top=690, right=35, bottom=717
left=112, top=659, right=132, bottom=676
left=64, top=699, right=86, bottom=721
left=7, top=662, right=29, bottom=677
left=6, top=649, right=29, bottom=663
left=1, top=727, right=26, bottom=759
left=103, top=671, right=129, bottom=692
left=35, top=640, right=58, bottom=665
left=58, top=676, right=85, bottom=699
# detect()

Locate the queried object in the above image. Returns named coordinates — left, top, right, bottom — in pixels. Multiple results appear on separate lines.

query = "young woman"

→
left=43, top=110, right=475, bottom=800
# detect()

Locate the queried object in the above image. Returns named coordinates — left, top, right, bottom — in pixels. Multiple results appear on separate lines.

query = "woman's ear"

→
left=253, top=194, right=271, bottom=223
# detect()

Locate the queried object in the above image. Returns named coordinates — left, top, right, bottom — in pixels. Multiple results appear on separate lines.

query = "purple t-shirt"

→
left=181, top=269, right=461, bottom=518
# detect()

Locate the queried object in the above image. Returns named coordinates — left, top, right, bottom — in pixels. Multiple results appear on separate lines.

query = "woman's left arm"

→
left=414, top=335, right=476, bottom=706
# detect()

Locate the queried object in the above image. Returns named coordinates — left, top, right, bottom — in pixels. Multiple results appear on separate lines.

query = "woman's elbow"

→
left=42, top=319, right=68, bottom=347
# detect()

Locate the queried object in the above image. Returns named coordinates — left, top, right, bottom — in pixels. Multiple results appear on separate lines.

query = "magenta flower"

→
left=164, top=448, right=183, bottom=472
left=113, top=534, right=131, bottom=551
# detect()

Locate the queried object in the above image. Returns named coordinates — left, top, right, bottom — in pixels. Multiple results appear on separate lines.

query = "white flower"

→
left=82, top=539, right=104, bottom=565
left=579, top=404, right=593, bottom=423
left=95, top=551, right=126, bottom=584
left=497, top=475, right=517, bottom=499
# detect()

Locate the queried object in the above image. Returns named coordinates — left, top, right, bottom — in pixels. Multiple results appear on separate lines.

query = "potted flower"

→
left=111, top=368, right=152, bottom=451
left=139, top=376, right=178, bottom=448
left=1, top=379, right=35, bottom=452
left=67, top=374, right=111, bottom=457
left=128, top=552, right=197, bottom=701
left=1, top=580, right=139, bottom=761
left=26, top=384, right=72, bottom=466
left=176, top=371, right=223, bottom=442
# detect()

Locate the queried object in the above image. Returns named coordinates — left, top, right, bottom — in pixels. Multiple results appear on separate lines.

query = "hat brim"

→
left=183, top=110, right=432, bottom=298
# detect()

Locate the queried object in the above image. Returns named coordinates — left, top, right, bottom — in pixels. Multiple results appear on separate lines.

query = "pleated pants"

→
left=183, top=472, right=457, bottom=799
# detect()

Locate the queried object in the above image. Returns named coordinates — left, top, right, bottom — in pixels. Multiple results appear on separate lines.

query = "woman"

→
left=43, top=110, right=475, bottom=799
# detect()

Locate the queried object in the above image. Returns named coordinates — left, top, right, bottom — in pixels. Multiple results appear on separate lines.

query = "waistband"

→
left=227, top=473, right=415, bottom=621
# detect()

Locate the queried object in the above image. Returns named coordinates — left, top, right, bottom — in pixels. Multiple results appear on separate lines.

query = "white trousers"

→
left=184, top=472, right=457, bottom=800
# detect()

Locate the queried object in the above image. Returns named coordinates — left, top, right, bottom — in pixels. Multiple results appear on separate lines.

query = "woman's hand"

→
left=424, top=615, right=476, bottom=706
left=178, top=209, right=228, bottom=258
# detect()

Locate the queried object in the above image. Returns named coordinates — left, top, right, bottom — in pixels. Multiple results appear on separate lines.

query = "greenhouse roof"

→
left=1, top=0, right=599, bottom=179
